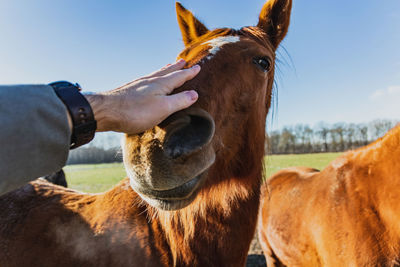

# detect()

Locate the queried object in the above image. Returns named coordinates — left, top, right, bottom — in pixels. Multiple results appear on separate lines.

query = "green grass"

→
left=264, top=152, right=341, bottom=178
left=64, top=163, right=126, bottom=193
left=64, top=153, right=342, bottom=193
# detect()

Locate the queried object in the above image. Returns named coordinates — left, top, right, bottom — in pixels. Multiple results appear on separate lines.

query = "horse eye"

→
left=253, top=57, right=272, bottom=72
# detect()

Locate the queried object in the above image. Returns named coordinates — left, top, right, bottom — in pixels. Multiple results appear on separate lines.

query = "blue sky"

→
left=1, top=0, right=399, bottom=131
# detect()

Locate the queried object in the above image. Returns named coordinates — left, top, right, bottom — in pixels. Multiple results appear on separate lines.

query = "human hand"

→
left=85, top=59, right=200, bottom=134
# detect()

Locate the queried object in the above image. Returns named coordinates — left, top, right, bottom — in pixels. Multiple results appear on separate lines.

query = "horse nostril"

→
left=161, top=108, right=215, bottom=159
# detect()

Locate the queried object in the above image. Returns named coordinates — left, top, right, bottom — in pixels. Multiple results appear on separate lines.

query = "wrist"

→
left=84, top=94, right=117, bottom=132
left=49, top=81, right=97, bottom=149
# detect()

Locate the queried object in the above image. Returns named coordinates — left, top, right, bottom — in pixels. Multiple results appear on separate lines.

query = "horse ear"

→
left=176, top=2, right=209, bottom=46
left=257, top=0, right=292, bottom=49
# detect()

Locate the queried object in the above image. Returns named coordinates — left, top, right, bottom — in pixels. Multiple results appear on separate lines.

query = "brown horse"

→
left=0, top=1, right=292, bottom=266
left=259, top=125, right=400, bottom=266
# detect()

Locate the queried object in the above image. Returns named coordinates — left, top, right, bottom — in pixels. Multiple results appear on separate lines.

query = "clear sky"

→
left=1, top=0, right=399, bottom=131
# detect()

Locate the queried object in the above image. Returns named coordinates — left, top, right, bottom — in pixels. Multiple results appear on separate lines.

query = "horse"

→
left=0, top=1, right=292, bottom=266
left=259, top=125, right=400, bottom=266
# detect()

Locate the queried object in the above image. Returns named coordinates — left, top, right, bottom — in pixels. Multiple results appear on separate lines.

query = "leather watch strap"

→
left=49, top=81, right=97, bottom=149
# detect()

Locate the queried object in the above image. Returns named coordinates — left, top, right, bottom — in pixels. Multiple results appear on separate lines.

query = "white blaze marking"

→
left=204, top=36, right=240, bottom=60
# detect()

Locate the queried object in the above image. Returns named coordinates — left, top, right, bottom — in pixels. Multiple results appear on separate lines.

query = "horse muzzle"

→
left=124, top=107, right=216, bottom=210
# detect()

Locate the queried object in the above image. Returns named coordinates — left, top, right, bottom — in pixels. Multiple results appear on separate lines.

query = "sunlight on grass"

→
left=64, top=153, right=342, bottom=193
left=264, top=153, right=341, bottom=178
left=64, top=163, right=126, bottom=193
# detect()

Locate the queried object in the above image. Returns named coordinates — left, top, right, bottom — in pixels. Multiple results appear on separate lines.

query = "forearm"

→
left=84, top=93, right=117, bottom=132
left=0, top=60, right=199, bottom=195
left=0, top=84, right=71, bottom=194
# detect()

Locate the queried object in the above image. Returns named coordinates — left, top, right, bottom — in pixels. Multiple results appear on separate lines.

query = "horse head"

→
left=123, top=0, right=292, bottom=210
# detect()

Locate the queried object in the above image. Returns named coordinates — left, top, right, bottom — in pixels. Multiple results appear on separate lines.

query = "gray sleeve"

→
left=0, top=84, right=71, bottom=194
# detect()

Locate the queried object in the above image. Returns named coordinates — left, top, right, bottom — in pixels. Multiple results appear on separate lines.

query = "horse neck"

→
left=152, top=171, right=261, bottom=266
left=348, top=124, right=400, bottom=241
left=350, top=124, right=400, bottom=185
left=151, top=137, right=265, bottom=266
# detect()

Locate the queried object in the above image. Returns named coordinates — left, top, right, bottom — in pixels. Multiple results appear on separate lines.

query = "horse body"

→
left=0, top=176, right=259, bottom=266
left=259, top=125, right=400, bottom=267
left=0, top=180, right=161, bottom=266
left=0, top=1, right=292, bottom=266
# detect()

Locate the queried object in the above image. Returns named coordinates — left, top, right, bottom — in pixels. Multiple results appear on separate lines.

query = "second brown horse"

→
left=259, top=125, right=400, bottom=266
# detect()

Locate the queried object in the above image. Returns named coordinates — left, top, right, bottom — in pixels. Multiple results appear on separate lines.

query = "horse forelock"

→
left=178, top=27, right=274, bottom=63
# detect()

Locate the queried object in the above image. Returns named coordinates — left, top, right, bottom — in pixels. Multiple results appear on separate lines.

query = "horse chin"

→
left=132, top=171, right=209, bottom=211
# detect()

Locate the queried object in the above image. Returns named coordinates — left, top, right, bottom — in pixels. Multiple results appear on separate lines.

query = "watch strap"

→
left=49, top=81, right=97, bottom=149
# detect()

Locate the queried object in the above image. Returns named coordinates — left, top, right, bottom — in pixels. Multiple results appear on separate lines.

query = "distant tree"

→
left=332, top=123, right=345, bottom=152
left=329, top=128, right=338, bottom=152
left=294, top=124, right=306, bottom=153
left=303, top=125, right=314, bottom=153
left=266, top=131, right=280, bottom=154
left=278, top=127, right=296, bottom=154
left=316, top=122, right=330, bottom=152
left=67, top=147, right=122, bottom=165
left=357, top=124, right=369, bottom=146
left=370, top=119, right=394, bottom=140
left=345, top=123, right=356, bottom=150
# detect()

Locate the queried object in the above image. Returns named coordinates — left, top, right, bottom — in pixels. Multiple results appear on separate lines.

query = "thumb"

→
left=164, top=90, right=198, bottom=114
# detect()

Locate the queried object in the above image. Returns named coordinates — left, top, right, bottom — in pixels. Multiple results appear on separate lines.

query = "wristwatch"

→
left=49, top=81, right=97, bottom=149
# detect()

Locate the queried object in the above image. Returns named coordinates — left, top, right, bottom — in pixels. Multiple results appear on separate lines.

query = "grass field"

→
left=64, top=152, right=342, bottom=193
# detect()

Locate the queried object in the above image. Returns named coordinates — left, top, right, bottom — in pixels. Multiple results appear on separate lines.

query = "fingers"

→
left=155, top=65, right=201, bottom=95
left=163, top=90, right=198, bottom=114
left=144, top=59, right=187, bottom=79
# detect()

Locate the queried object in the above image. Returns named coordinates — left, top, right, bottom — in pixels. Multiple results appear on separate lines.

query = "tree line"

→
left=67, top=146, right=122, bottom=165
left=66, top=119, right=398, bottom=164
left=266, top=119, right=397, bottom=154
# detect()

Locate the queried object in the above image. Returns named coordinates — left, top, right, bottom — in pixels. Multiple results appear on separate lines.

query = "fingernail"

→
left=186, top=90, right=198, bottom=101
left=191, top=65, right=201, bottom=71
left=177, top=58, right=186, bottom=64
